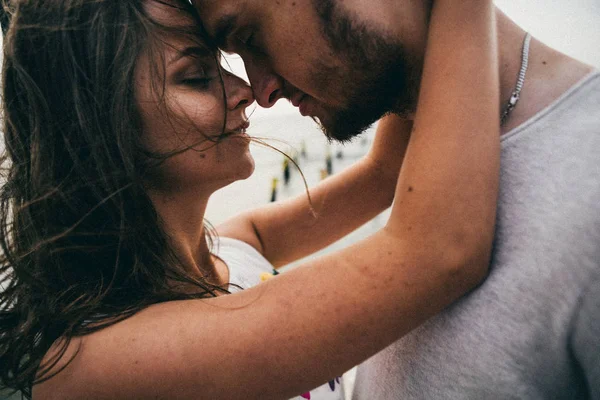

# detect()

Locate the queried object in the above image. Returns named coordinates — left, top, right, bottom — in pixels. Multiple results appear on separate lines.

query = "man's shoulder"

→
left=540, top=70, right=600, bottom=123
left=501, top=70, right=600, bottom=150
left=560, top=69, right=600, bottom=115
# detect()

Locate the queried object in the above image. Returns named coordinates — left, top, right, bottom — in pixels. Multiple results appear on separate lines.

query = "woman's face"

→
left=135, top=1, right=255, bottom=194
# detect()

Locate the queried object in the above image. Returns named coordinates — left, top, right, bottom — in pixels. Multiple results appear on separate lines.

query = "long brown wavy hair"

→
left=0, top=0, right=233, bottom=396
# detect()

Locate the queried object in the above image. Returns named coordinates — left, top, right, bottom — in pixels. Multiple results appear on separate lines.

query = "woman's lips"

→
left=237, top=120, right=250, bottom=131
left=229, top=121, right=250, bottom=133
left=221, top=120, right=250, bottom=138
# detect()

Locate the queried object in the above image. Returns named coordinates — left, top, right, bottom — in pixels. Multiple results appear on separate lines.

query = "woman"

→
left=0, top=0, right=500, bottom=398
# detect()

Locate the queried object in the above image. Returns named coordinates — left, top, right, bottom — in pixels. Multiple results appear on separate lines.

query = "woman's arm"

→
left=217, top=114, right=412, bottom=268
left=34, top=1, right=499, bottom=399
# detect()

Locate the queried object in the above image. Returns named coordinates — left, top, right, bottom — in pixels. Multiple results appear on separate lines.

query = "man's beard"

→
left=312, top=0, right=421, bottom=142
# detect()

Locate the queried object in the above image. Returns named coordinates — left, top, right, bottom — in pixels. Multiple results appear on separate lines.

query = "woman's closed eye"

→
left=178, top=65, right=216, bottom=89
left=181, top=75, right=213, bottom=88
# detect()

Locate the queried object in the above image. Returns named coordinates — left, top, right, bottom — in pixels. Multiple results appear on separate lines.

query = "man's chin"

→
left=317, top=112, right=379, bottom=143
left=307, top=85, right=417, bottom=143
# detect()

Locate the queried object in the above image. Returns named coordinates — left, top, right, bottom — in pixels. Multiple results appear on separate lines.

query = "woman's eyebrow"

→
left=168, top=46, right=213, bottom=65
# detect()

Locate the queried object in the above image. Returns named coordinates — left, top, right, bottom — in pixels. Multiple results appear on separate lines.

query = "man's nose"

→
left=244, top=57, right=284, bottom=108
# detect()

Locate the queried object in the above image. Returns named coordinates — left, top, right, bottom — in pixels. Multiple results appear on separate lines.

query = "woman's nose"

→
left=225, top=72, right=255, bottom=111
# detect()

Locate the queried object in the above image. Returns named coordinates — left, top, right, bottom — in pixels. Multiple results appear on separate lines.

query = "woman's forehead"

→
left=143, top=0, right=216, bottom=56
left=144, top=0, right=198, bottom=29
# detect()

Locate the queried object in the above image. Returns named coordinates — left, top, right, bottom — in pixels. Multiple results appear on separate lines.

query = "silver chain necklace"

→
left=500, top=32, right=532, bottom=126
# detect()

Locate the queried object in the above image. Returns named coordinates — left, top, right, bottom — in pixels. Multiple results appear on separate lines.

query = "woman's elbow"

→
left=443, top=231, right=494, bottom=291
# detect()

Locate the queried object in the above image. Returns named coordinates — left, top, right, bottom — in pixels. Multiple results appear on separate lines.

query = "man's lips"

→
left=291, top=92, right=306, bottom=107
left=298, top=96, right=311, bottom=117
left=288, top=90, right=317, bottom=117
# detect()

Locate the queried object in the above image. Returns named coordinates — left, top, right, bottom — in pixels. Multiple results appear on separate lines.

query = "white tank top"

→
left=214, top=237, right=346, bottom=400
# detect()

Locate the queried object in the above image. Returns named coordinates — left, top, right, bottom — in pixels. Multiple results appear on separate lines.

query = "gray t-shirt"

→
left=353, top=71, right=600, bottom=400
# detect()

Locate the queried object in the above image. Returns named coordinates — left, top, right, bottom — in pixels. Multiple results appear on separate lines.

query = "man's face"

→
left=196, top=0, right=429, bottom=142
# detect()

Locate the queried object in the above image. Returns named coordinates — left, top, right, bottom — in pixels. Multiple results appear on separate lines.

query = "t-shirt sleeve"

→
left=571, top=276, right=600, bottom=399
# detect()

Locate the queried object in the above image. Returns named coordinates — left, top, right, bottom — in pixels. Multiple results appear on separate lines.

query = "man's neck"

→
left=496, top=9, right=594, bottom=134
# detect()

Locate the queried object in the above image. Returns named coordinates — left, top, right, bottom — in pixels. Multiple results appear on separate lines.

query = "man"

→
left=194, top=0, right=599, bottom=398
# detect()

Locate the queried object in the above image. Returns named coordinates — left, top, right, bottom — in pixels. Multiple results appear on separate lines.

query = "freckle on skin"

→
left=542, top=61, right=547, bottom=65
left=408, top=186, right=413, bottom=192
